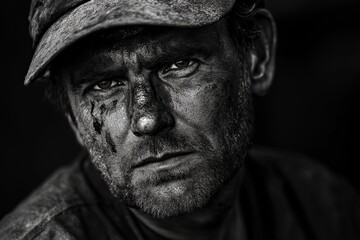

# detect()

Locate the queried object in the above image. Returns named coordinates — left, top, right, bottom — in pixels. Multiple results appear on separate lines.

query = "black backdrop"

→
left=1, top=0, right=359, bottom=218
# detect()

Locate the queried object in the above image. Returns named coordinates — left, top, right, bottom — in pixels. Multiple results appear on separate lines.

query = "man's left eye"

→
left=162, top=59, right=199, bottom=77
left=93, top=80, right=121, bottom=90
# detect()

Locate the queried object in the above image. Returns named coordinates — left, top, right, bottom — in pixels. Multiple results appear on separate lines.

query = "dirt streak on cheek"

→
left=105, top=131, right=117, bottom=153
left=75, top=94, right=123, bottom=156
left=93, top=99, right=120, bottom=153
left=91, top=101, right=104, bottom=134
left=90, top=99, right=118, bottom=134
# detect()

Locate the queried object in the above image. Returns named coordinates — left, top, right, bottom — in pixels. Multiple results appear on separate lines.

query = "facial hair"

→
left=75, top=60, right=254, bottom=219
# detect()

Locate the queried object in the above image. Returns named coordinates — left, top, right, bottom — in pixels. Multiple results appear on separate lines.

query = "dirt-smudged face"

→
left=61, top=20, right=253, bottom=218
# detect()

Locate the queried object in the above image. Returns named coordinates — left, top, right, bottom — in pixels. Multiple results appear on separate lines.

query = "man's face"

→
left=62, top=20, right=253, bottom=218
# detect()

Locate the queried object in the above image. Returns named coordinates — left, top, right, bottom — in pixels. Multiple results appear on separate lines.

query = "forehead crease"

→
left=159, top=27, right=220, bottom=51
left=72, top=51, right=121, bottom=75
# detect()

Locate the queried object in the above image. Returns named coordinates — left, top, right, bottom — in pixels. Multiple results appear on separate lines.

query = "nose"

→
left=130, top=81, right=174, bottom=136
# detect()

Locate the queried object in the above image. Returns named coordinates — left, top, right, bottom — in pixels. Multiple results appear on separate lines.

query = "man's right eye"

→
left=93, top=80, right=122, bottom=91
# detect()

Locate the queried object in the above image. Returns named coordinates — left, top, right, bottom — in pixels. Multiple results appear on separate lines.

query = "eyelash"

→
left=161, top=59, right=200, bottom=77
left=93, top=80, right=121, bottom=90
left=84, top=79, right=125, bottom=95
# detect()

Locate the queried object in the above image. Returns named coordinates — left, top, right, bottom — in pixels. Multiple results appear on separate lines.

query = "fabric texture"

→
left=0, top=148, right=359, bottom=240
left=25, top=0, right=238, bottom=85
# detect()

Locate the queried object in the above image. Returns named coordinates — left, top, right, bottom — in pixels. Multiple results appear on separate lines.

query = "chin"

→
left=106, top=159, right=238, bottom=219
left=131, top=179, right=217, bottom=219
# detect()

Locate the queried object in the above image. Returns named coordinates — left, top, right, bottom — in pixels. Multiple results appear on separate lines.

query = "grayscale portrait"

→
left=1, top=0, right=359, bottom=239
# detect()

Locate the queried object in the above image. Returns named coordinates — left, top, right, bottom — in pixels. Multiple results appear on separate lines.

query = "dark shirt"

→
left=0, top=148, right=359, bottom=240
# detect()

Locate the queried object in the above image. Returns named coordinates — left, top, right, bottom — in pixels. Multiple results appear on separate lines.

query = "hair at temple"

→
left=44, top=0, right=261, bottom=121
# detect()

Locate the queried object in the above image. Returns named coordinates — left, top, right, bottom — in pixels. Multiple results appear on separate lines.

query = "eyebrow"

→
left=148, top=28, right=221, bottom=67
left=71, top=44, right=213, bottom=86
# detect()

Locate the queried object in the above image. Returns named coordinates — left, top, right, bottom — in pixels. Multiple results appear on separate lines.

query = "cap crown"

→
left=29, top=0, right=89, bottom=46
left=26, top=0, right=263, bottom=85
left=29, top=0, right=263, bottom=47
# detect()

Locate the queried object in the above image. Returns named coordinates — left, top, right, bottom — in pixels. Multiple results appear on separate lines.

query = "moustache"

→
left=124, top=131, right=214, bottom=167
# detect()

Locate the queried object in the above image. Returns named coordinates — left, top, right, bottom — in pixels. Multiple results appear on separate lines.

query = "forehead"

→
left=56, top=20, right=230, bottom=68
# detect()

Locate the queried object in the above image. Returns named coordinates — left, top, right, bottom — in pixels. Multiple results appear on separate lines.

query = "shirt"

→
left=0, top=147, right=359, bottom=240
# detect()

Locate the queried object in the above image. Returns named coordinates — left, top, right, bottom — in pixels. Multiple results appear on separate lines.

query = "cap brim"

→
left=24, top=0, right=236, bottom=85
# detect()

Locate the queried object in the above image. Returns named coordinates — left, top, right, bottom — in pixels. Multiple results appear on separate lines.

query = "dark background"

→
left=1, top=0, right=359, bottom=218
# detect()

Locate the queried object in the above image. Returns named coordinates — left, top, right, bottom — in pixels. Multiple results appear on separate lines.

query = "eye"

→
left=162, top=59, right=199, bottom=77
left=93, top=80, right=122, bottom=91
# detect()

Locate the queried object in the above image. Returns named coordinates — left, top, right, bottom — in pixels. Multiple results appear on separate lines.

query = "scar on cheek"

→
left=105, top=131, right=117, bottom=153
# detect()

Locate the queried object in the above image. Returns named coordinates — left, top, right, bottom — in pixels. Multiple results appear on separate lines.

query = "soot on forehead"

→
left=52, top=26, right=145, bottom=70
left=52, top=23, right=224, bottom=74
left=59, top=26, right=171, bottom=55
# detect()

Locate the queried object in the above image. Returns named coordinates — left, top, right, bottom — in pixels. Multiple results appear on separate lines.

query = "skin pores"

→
left=61, top=20, right=253, bottom=218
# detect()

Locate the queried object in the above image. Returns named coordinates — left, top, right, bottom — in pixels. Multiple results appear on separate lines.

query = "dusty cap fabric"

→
left=25, top=0, right=262, bottom=85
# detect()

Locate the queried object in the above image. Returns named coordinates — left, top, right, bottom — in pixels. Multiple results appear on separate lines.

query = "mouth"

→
left=133, top=151, right=195, bottom=169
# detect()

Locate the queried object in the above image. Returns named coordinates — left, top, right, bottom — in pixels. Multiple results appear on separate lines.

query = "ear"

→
left=249, top=9, right=277, bottom=96
left=66, top=113, right=85, bottom=147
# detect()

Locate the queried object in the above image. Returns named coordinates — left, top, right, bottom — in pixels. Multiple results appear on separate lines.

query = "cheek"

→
left=103, top=104, right=129, bottom=144
left=172, top=70, right=233, bottom=132
left=72, top=95, right=130, bottom=155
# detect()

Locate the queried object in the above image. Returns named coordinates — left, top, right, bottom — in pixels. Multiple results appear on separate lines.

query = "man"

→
left=0, top=0, right=359, bottom=239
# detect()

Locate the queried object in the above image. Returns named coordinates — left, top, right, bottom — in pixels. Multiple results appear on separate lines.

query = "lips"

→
left=132, top=151, right=195, bottom=169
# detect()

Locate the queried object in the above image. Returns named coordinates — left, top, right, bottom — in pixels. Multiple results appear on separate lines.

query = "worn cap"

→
left=25, top=0, right=262, bottom=85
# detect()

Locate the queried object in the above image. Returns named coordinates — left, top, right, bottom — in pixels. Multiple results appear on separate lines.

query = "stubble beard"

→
left=83, top=72, right=254, bottom=219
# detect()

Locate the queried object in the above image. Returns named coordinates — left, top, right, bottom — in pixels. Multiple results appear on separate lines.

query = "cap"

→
left=25, top=0, right=263, bottom=85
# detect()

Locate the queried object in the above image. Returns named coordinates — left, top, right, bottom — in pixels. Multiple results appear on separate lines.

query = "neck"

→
left=129, top=168, right=247, bottom=240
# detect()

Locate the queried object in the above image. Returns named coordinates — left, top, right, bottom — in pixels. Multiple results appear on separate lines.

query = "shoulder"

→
left=248, top=146, right=358, bottom=197
left=248, top=146, right=360, bottom=239
left=0, top=158, right=104, bottom=240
